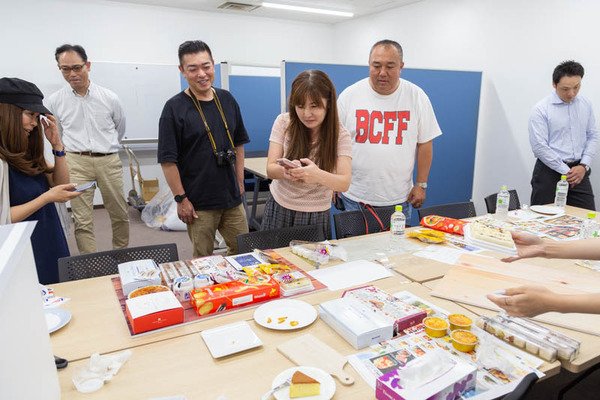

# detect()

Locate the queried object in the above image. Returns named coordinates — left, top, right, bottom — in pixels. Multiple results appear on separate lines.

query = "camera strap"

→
left=188, top=88, right=235, bottom=156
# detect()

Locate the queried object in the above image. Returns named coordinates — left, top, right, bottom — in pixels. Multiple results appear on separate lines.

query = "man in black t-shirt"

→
left=158, top=40, right=250, bottom=257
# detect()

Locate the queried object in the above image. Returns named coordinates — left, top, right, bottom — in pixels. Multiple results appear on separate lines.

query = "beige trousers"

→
left=187, top=203, right=248, bottom=258
left=66, top=153, right=129, bottom=254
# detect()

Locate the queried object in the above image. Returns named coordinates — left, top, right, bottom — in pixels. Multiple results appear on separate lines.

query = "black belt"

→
left=68, top=151, right=114, bottom=157
left=565, top=160, right=581, bottom=167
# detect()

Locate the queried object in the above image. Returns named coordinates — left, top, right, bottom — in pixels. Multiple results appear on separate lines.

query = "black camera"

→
left=216, top=148, right=236, bottom=167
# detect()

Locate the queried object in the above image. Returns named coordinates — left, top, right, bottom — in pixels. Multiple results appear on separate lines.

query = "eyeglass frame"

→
left=58, top=63, right=87, bottom=73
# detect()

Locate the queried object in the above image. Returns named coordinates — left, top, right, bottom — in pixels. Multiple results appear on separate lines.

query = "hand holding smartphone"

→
left=276, top=158, right=299, bottom=169
left=74, top=181, right=96, bottom=192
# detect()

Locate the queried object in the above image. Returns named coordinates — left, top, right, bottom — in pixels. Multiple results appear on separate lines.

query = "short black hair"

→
left=370, top=40, right=403, bottom=61
left=553, top=60, right=584, bottom=85
left=55, top=44, right=88, bottom=63
left=178, top=40, right=213, bottom=66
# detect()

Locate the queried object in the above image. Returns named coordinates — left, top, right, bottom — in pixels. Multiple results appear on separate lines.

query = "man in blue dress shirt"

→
left=529, top=60, right=598, bottom=210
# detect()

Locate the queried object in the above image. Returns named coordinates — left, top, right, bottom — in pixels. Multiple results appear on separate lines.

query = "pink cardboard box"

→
left=342, top=285, right=426, bottom=335
left=375, top=358, right=476, bottom=400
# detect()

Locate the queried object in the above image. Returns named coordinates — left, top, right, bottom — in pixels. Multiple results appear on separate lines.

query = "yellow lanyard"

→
left=189, top=88, right=235, bottom=154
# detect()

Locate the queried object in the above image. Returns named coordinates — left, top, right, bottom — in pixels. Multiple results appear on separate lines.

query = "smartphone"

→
left=276, top=158, right=299, bottom=169
left=74, top=181, right=96, bottom=192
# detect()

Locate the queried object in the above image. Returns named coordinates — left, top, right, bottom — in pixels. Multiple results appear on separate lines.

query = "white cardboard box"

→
left=118, top=259, right=161, bottom=296
left=319, top=297, right=394, bottom=349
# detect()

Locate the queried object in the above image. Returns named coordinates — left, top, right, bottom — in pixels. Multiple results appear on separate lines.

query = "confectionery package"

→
left=475, top=313, right=580, bottom=362
left=342, top=285, right=427, bottom=336
left=118, top=259, right=161, bottom=297
left=420, top=215, right=468, bottom=236
left=125, top=291, right=184, bottom=334
left=319, top=296, right=394, bottom=349
left=190, top=274, right=280, bottom=316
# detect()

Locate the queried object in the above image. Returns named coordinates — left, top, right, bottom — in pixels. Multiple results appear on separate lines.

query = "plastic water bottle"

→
left=581, top=212, right=598, bottom=239
left=496, top=185, right=510, bottom=221
left=390, top=205, right=406, bottom=248
left=555, top=175, right=569, bottom=209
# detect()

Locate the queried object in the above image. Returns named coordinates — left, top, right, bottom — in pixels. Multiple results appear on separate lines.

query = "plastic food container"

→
left=423, top=317, right=448, bottom=338
left=451, top=330, right=478, bottom=352
left=448, top=314, right=472, bottom=331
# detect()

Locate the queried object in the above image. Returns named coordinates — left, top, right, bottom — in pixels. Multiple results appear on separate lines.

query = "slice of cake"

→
left=289, top=370, right=320, bottom=398
left=469, top=220, right=515, bottom=248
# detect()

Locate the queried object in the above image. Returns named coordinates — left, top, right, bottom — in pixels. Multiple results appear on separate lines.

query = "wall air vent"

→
left=218, top=2, right=260, bottom=12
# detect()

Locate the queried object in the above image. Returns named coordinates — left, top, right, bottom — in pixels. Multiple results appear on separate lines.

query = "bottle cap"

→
left=588, top=212, right=596, bottom=219
left=561, top=175, right=567, bottom=180
left=395, top=205, right=403, bottom=212
left=501, top=185, right=507, bottom=190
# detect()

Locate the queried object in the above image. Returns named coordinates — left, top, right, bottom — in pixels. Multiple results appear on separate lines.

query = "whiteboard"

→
left=92, top=62, right=181, bottom=143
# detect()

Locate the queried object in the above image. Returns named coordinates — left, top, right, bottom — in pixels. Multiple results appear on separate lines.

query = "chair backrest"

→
left=417, top=201, right=477, bottom=221
left=334, top=206, right=396, bottom=239
left=58, top=243, right=179, bottom=282
left=484, top=189, right=521, bottom=214
left=237, top=224, right=326, bottom=253
left=502, top=372, right=538, bottom=400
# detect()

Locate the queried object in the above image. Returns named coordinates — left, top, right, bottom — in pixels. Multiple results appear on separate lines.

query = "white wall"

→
left=4, top=0, right=600, bottom=212
left=1, top=0, right=334, bottom=203
left=332, top=0, right=600, bottom=212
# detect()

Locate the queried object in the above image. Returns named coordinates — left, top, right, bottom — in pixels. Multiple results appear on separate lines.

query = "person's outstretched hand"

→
left=487, top=286, right=555, bottom=317
left=501, top=231, right=546, bottom=262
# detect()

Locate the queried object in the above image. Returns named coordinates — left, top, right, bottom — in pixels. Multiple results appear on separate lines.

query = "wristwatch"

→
left=581, top=164, right=591, bottom=173
left=416, top=182, right=428, bottom=189
left=174, top=193, right=187, bottom=203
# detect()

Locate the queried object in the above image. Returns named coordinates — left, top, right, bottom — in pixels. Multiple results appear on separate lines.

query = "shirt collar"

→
left=551, top=90, right=578, bottom=105
left=71, top=81, right=93, bottom=97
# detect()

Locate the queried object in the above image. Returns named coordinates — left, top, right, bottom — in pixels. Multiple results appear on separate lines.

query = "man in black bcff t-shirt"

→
left=158, top=40, right=250, bottom=257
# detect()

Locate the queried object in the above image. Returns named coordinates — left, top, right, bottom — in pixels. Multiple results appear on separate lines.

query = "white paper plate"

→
left=254, top=299, right=317, bottom=330
left=272, top=366, right=336, bottom=400
left=200, top=320, right=262, bottom=358
left=45, top=308, right=72, bottom=334
left=464, top=224, right=518, bottom=256
left=530, top=205, right=564, bottom=215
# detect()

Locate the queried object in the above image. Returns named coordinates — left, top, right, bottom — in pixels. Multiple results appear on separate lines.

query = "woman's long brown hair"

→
left=285, top=70, right=339, bottom=173
left=0, top=103, right=52, bottom=175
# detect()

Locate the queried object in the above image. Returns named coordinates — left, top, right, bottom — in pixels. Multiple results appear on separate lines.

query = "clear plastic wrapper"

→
left=289, top=240, right=348, bottom=265
left=475, top=313, right=579, bottom=362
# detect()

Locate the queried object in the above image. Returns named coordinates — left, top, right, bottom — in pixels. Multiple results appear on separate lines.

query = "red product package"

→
left=420, top=215, right=468, bottom=235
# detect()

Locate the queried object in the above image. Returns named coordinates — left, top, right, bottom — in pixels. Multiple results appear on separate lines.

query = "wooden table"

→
left=244, top=156, right=268, bottom=230
left=53, top=207, right=594, bottom=397
left=56, top=282, right=502, bottom=399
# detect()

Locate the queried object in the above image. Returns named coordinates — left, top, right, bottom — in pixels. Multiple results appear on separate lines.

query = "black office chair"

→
left=417, top=201, right=477, bottom=221
left=237, top=224, right=326, bottom=253
left=502, top=372, right=539, bottom=400
left=484, top=190, right=521, bottom=214
left=58, top=243, right=179, bottom=282
left=333, top=206, right=397, bottom=239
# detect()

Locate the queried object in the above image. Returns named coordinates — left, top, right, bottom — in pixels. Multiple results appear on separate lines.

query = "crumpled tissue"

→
left=72, top=350, right=132, bottom=393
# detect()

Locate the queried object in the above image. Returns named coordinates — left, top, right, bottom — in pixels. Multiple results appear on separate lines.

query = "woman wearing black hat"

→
left=0, top=77, right=82, bottom=284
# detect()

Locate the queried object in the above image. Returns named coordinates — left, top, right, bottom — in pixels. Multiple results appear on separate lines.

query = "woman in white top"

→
left=261, top=70, right=352, bottom=238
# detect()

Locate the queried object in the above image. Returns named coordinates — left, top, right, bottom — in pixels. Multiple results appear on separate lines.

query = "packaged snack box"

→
left=420, top=215, right=468, bottom=236
left=125, top=291, right=183, bottom=334
left=190, top=274, right=280, bottom=316
left=118, top=259, right=161, bottom=297
left=343, top=286, right=426, bottom=335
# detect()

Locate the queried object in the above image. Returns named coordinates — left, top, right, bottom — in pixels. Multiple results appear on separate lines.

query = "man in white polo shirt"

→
left=47, top=44, right=129, bottom=254
left=337, top=39, right=442, bottom=219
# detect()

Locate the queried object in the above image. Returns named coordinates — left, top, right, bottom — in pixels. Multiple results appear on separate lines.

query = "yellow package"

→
left=258, top=264, right=292, bottom=275
left=407, top=229, right=447, bottom=244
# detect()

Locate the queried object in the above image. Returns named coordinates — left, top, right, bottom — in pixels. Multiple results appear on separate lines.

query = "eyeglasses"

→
left=58, top=63, right=86, bottom=73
